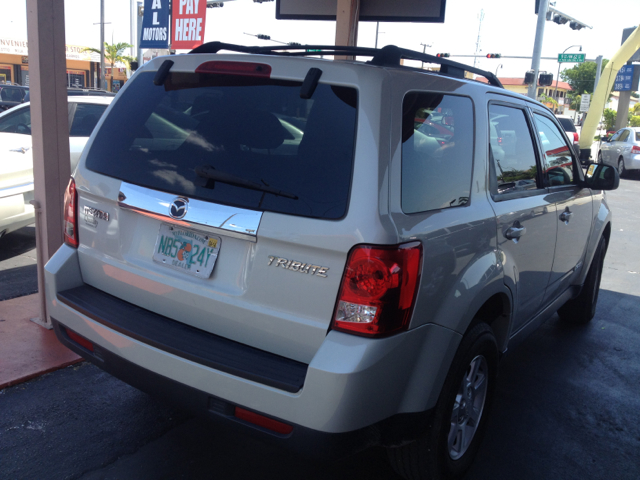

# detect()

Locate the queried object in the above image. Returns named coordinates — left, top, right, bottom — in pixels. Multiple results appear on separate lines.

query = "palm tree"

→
left=83, top=41, right=134, bottom=91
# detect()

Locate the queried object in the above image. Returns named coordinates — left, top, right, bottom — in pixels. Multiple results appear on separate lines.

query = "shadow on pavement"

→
left=0, top=226, right=36, bottom=261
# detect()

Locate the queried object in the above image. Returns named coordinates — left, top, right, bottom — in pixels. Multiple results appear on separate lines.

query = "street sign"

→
left=613, top=65, right=636, bottom=91
left=306, top=49, right=322, bottom=53
left=580, top=93, right=591, bottom=112
left=558, top=53, right=585, bottom=63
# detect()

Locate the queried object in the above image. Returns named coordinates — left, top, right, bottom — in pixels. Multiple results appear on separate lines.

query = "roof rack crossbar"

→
left=188, top=42, right=503, bottom=89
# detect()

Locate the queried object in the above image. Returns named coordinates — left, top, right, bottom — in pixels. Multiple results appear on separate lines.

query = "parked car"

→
left=23, top=88, right=116, bottom=103
left=598, top=127, right=640, bottom=177
left=0, top=96, right=112, bottom=239
left=555, top=115, right=581, bottom=161
left=0, top=85, right=29, bottom=112
left=45, top=43, right=619, bottom=480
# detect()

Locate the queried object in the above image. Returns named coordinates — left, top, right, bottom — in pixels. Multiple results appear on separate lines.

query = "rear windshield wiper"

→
left=195, top=165, right=298, bottom=200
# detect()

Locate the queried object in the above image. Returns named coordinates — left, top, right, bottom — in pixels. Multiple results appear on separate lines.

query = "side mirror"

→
left=584, top=163, right=619, bottom=191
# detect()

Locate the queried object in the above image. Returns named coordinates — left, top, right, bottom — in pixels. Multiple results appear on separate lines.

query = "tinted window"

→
left=556, top=117, right=576, bottom=132
left=70, top=103, right=108, bottom=137
left=636, top=131, right=640, bottom=142
left=0, top=105, right=31, bottom=135
left=85, top=72, right=357, bottom=220
left=489, top=105, right=540, bottom=194
left=534, top=114, right=575, bottom=186
left=401, top=93, right=473, bottom=213
left=609, top=130, right=623, bottom=142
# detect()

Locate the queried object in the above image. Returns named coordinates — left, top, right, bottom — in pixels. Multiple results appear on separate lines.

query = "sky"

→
left=1, top=0, right=639, bottom=80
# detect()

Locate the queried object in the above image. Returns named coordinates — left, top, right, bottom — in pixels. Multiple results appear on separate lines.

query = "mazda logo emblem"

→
left=169, top=197, right=189, bottom=219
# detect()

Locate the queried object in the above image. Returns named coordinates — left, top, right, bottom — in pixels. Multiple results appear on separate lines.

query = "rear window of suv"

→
left=85, top=71, right=358, bottom=220
left=556, top=117, right=576, bottom=132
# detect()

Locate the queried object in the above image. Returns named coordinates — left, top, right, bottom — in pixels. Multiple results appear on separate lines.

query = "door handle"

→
left=559, top=209, right=573, bottom=224
left=504, top=223, right=526, bottom=242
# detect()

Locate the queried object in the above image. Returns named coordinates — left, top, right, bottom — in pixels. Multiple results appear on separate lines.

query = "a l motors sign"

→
left=172, top=0, right=207, bottom=49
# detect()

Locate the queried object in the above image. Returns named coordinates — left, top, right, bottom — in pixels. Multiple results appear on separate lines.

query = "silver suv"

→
left=45, top=43, right=619, bottom=480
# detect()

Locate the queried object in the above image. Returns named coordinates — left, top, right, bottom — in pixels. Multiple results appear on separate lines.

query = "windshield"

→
left=85, top=71, right=358, bottom=220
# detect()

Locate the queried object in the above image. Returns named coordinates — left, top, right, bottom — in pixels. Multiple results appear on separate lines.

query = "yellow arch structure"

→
left=579, top=25, right=640, bottom=155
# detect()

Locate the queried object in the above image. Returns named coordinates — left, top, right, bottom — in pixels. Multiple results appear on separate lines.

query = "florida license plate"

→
left=152, top=224, right=221, bottom=278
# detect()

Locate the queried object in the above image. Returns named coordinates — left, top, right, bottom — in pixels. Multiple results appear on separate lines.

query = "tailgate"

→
left=72, top=59, right=360, bottom=364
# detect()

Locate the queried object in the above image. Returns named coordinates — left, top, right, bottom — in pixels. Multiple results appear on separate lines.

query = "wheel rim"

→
left=618, top=159, right=625, bottom=175
left=448, top=355, right=488, bottom=460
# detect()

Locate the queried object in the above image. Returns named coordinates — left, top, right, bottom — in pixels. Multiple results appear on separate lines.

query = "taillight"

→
left=632, top=145, right=640, bottom=154
left=573, top=132, right=580, bottom=144
left=195, top=61, right=271, bottom=78
left=332, top=242, right=422, bottom=337
left=63, top=177, right=78, bottom=248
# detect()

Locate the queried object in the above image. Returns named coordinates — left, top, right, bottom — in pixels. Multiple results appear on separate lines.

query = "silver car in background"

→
left=598, top=127, right=640, bottom=177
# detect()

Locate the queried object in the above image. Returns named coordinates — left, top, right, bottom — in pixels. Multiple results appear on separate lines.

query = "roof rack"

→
left=189, top=42, right=503, bottom=89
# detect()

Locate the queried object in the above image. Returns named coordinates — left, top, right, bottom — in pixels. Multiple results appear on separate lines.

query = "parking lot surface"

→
left=1, top=175, right=639, bottom=479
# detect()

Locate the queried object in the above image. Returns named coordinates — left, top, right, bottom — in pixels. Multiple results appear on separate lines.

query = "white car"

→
left=0, top=96, right=112, bottom=239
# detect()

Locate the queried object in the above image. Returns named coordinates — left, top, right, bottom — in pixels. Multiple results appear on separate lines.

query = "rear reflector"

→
left=195, top=61, right=271, bottom=78
left=65, top=327, right=94, bottom=352
left=332, top=242, right=422, bottom=337
left=234, top=407, right=293, bottom=435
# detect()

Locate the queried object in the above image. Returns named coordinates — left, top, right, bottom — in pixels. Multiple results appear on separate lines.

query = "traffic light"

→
left=436, top=53, right=450, bottom=58
left=524, top=70, right=535, bottom=85
left=553, top=14, right=568, bottom=24
left=256, top=34, right=271, bottom=40
left=287, top=42, right=302, bottom=47
left=539, top=72, right=554, bottom=86
left=569, top=21, right=584, bottom=31
left=486, top=53, right=501, bottom=59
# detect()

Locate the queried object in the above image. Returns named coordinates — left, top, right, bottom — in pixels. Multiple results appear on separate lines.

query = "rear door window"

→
left=401, top=93, right=474, bottom=213
left=85, top=71, right=358, bottom=220
left=0, top=105, right=31, bottom=135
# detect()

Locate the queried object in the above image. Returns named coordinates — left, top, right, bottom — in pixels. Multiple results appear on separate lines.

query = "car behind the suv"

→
left=0, top=84, right=29, bottom=112
left=45, top=43, right=619, bottom=480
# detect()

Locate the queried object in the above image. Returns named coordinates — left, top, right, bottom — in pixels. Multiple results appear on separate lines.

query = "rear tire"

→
left=558, top=236, right=606, bottom=324
left=386, top=323, right=498, bottom=480
left=618, top=157, right=626, bottom=178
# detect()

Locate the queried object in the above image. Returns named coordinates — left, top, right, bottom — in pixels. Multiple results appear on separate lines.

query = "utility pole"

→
left=100, top=0, right=105, bottom=89
left=473, top=9, right=484, bottom=68
left=527, top=0, right=549, bottom=99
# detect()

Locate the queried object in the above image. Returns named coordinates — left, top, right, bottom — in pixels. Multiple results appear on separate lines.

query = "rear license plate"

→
left=152, top=223, right=221, bottom=278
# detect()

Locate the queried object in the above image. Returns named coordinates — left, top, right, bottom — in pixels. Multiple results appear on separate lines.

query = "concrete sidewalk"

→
left=0, top=293, right=81, bottom=389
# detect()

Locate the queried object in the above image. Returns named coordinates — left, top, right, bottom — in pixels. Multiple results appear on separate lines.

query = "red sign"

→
left=171, top=0, right=207, bottom=50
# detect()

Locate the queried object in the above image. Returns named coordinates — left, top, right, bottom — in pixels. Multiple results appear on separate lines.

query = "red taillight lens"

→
left=573, top=132, right=580, bottom=144
left=65, top=327, right=94, bottom=352
left=632, top=145, right=640, bottom=154
left=63, top=177, right=78, bottom=248
left=234, top=407, right=293, bottom=435
left=332, top=242, right=422, bottom=337
left=195, top=61, right=272, bottom=78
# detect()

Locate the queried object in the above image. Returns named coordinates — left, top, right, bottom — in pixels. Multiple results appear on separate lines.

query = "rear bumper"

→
left=45, top=245, right=461, bottom=452
left=53, top=317, right=432, bottom=458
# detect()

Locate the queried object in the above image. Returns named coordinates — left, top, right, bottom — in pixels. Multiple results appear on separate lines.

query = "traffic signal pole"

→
left=527, top=0, right=549, bottom=100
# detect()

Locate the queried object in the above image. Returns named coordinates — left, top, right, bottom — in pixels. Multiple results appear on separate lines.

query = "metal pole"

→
left=137, top=2, right=143, bottom=64
left=130, top=0, right=135, bottom=57
left=594, top=55, right=603, bottom=89
left=375, top=22, right=379, bottom=49
left=527, top=0, right=549, bottom=99
left=100, top=0, right=105, bottom=89
left=553, top=46, right=581, bottom=112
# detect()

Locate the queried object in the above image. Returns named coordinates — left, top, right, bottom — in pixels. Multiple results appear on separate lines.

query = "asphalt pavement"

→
left=1, top=163, right=639, bottom=479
